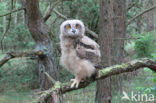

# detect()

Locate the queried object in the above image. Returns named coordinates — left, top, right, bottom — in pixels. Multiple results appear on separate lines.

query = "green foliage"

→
left=111, top=69, right=156, bottom=103
left=0, top=1, right=37, bottom=92
left=134, top=32, right=155, bottom=58
left=0, top=1, right=9, bottom=14
left=0, top=58, right=39, bottom=92
left=0, top=90, right=33, bottom=103
left=135, top=54, right=156, bottom=96
left=0, top=1, right=9, bottom=34
left=3, top=24, right=35, bottom=50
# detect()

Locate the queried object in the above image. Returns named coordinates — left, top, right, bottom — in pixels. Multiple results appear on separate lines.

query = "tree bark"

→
left=20, top=0, right=59, bottom=103
left=96, top=0, right=126, bottom=103
left=145, top=0, right=155, bottom=32
left=111, top=0, right=126, bottom=91
left=96, top=0, right=113, bottom=103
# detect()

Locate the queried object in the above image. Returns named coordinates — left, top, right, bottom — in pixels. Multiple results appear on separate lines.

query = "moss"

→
left=98, top=63, right=128, bottom=77
left=98, top=67, right=112, bottom=77
left=120, top=63, right=128, bottom=69
left=54, top=81, right=62, bottom=89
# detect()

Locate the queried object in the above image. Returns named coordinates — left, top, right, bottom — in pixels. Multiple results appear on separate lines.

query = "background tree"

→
left=96, top=0, right=126, bottom=103
left=20, top=0, right=60, bottom=102
left=145, top=0, right=155, bottom=32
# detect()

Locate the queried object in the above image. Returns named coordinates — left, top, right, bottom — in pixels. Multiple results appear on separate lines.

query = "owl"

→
left=60, top=19, right=101, bottom=88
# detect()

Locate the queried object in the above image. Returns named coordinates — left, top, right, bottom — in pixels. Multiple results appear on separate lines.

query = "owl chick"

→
left=60, top=19, right=101, bottom=88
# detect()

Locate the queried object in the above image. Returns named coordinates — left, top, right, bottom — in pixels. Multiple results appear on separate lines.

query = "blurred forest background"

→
left=0, top=0, right=156, bottom=103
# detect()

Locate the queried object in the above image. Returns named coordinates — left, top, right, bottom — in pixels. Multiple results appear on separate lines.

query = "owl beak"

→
left=72, top=28, right=76, bottom=33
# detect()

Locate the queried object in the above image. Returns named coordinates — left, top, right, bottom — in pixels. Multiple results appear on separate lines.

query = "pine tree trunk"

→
left=96, top=0, right=126, bottom=103
left=145, top=0, right=155, bottom=32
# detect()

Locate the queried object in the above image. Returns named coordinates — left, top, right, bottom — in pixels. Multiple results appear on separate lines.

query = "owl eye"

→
left=75, top=24, right=79, bottom=29
left=67, top=25, right=71, bottom=30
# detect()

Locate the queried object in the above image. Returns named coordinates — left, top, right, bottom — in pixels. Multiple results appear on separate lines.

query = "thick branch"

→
left=53, top=9, right=98, bottom=38
left=127, top=5, right=156, bottom=26
left=37, top=58, right=156, bottom=102
left=0, top=50, right=44, bottom=67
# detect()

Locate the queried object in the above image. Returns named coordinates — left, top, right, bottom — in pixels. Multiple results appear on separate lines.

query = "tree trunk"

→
left=111, top=0, right=126, bottom=92
left=20, top=0, right=59, bottom=103
left=145, top=0, right=155, bottom=32
left=96, top=0, right=126, bottom=103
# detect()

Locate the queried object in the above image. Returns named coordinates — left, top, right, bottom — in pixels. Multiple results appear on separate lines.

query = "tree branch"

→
left=127, top=5, right=156, bottom=26
left=44, top=72, right=56, bottom=84
left=53, top=9, right=98, bottom=39
left=43, top=0, right=62, bottom=22
left=37, top=58, right=156, bottom=102
left=0, top=8, right=24, bottom=17
left=127, top=2, right=135, bottom=11
left=85, top=27, right=98, bottom=38
left=0, top=50, right=44, bottom=67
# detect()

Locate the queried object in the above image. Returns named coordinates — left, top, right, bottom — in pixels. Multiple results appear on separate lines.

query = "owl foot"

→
left=70, top=78, right=80, bottom=88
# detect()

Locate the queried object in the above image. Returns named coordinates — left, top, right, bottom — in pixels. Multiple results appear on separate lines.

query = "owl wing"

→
left=76, top=36, right=101, bottom=68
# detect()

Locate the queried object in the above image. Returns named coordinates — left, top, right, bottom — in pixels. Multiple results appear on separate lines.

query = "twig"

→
left=0, top=8, right=24, bottom=17
left=53, top=9, right=67, bottom=19
left=44, top=72, right=56, bottom=84
left=127, top=5, right=156, bottom=26
left=113, top=37, right=140, bottom=40
left=53, top=9, right=98, bottom=39
left=85, top=27, right=98, bottom=38
left=127, top=2, right=135, bottom=11
left=43, top=0, right=62, bottom=22
left=36, top=58, right=156, bottom=102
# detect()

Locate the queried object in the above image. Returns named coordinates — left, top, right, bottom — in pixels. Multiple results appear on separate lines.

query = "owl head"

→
left=60, top=19, right=85, bottom=38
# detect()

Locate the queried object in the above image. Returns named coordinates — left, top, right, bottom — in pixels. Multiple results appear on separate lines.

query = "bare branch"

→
left=127, top=5, right=156, bottom=26
left=0, top=50, right=44, bottom=67
left=127, top=2, right=135, bottom=11
left=44, top=72, right=56, bottom=84
left=0, top=8, right=24, bottom=17
left=43, top=0, right=62, bottom=22
left=53, top=9, right=98, bottom=39
left=85, top=27, right=98, bottom=38
left=37, top=58, right=156, bottom=102
left=53, top=9, right=67, bottom=20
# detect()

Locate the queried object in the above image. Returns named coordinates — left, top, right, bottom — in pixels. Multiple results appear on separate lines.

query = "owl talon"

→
left=71, top=81, right=76, bottom=88
left=70, top=79, right=80, bottom=88
left=75, top=82, right=79, bottom=88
